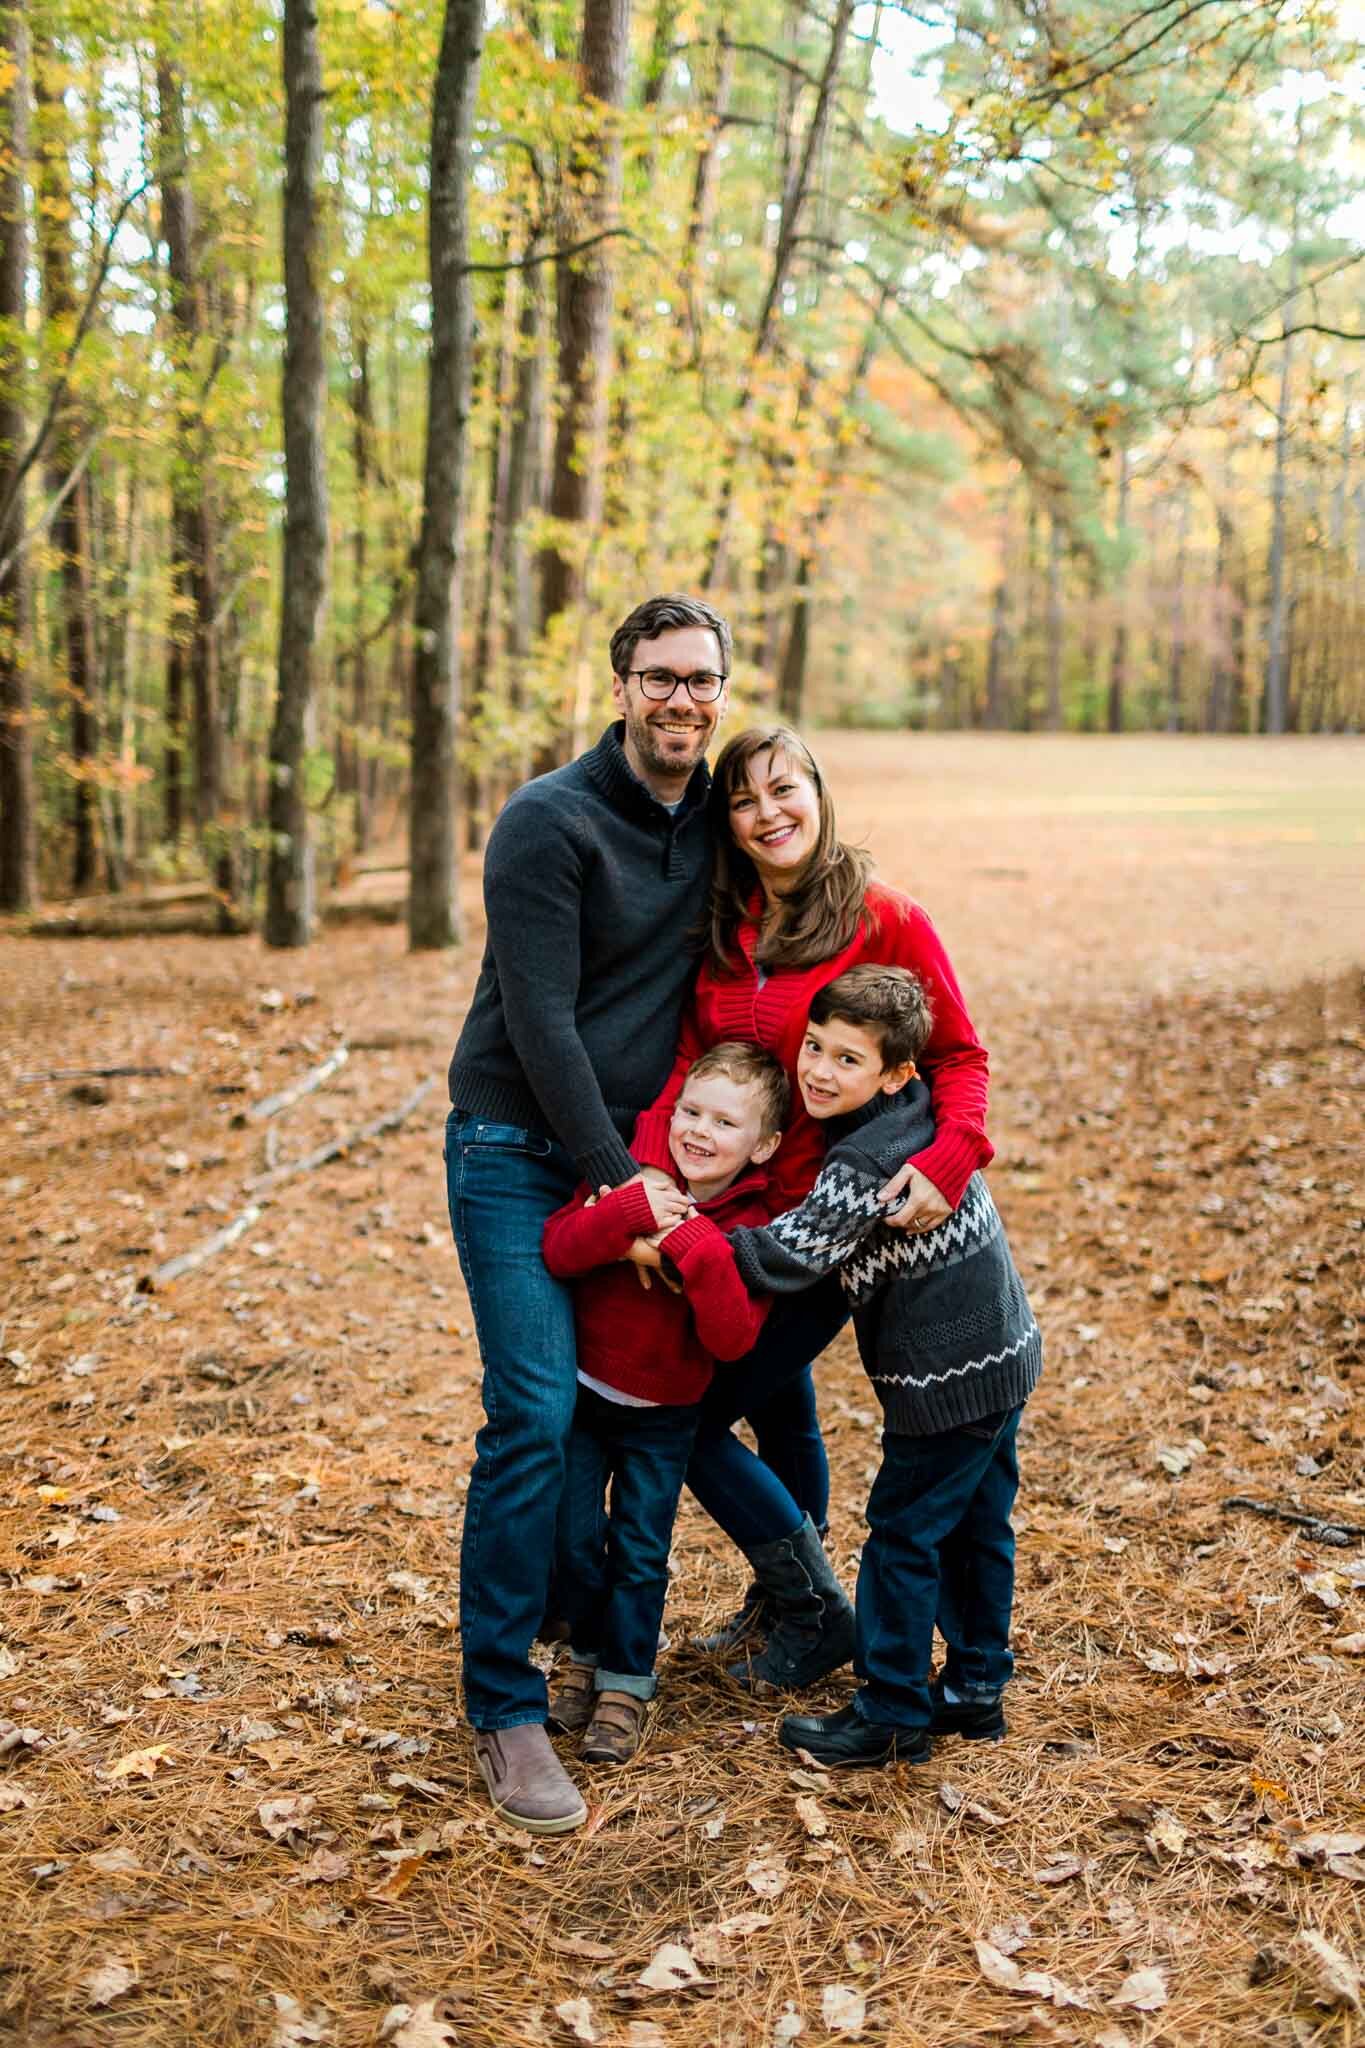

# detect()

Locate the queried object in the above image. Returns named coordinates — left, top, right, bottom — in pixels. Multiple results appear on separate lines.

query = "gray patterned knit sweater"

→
left=725, top=1082, right=1042, bottom=1436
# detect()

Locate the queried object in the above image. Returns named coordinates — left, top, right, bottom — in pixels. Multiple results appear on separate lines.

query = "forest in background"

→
left=0, top=0, right=1363, bottom=940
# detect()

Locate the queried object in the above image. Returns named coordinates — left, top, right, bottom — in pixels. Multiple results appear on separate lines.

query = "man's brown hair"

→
left=609, top=593, right=732, bottom=681
left=683, top=1040, right=790, bottom=1140
left=809, top=966, right=933, bottom=1070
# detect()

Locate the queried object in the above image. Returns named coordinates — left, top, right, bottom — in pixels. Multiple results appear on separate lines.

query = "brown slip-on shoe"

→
left=473, top=1723, right=587, bottom=1834
left=546, top=1658, right=597, bottom=1735
left=582, top=1690, right=647, bottom=1766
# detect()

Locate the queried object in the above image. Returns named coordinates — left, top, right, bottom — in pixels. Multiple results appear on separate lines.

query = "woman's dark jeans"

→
left=854, top=1404, right=1022, bottom=1730
left=556, top=1383, right=700, bottom=1698
left=445, top=1110, right=580, bottom=1731
left=685, top=1277, right=849, bottom=1551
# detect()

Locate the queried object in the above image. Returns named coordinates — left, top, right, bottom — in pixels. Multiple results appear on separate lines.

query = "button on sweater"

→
left=448, top=724, right=711, bottom=1190
left=542, top=1168, right=773, bottom=1407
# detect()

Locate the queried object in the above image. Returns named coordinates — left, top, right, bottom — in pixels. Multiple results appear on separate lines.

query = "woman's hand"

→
left=877, top=1161, right=951, bottom=1234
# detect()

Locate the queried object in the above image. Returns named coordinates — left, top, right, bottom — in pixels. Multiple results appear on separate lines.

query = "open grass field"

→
left=1, top=734, right=1363, bottom=2047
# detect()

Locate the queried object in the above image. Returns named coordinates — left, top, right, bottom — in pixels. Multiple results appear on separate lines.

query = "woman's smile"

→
left=728, top=750, right=821, bottom=889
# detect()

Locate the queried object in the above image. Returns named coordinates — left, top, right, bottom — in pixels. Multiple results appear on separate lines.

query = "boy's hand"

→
left=877, top=1161, right=951, bottom=1234
left=641, top=1180, right=694, bottom=1232
left=623, top=1234, right=683, bottom=1293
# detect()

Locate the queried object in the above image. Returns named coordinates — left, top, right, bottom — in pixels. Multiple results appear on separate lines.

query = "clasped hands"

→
left=594, top=1169, right=690, bottom=1292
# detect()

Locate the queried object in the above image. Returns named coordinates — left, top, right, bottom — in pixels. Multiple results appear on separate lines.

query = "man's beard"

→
left=625, top=704, right=708, bottom=776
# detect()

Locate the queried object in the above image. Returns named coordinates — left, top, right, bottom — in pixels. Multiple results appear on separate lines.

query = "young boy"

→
left=690, top=966, right=1042, bottom=1767
left=540, top=1043, right=789, bottom=1765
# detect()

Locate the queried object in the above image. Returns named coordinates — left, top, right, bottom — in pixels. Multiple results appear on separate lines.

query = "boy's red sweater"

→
left=541, top=1168, right=772, bottom=1406
left=630, top=881, right=993, bottom=1214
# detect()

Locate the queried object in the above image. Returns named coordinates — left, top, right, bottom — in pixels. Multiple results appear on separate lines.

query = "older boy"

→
left=540, top=1044, right=788, bottom=1774
left=684, top=967, right=1042, bottom=1765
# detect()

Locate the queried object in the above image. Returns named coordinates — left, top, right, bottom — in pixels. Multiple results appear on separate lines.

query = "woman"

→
left=630, top=725, right=993, bottom=1688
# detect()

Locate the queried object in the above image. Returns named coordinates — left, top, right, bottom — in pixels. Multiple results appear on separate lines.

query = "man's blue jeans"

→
left=556, top=1383, right=700, bottom=1698
left=445, top=1110, right=580, bottom=1730
left=854, top=1405, right=1022, bottom=1730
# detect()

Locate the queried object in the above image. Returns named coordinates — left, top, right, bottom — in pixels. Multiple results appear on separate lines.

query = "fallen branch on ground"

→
left=1222, top=1496, right=1365, bottom=1547
left=137, top=1206, right=261, bottom=1294
left=231, top=1045, right=349, bottom=1127
left=245, top=1079, right=435, bottom=1196
left=135, top=1078, right=436, bottom=1293
left=17, top=1065, right=171, bottom=1083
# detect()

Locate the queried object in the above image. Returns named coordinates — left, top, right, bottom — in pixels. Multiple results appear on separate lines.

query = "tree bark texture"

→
left=408, top=0, right=486, bottom=949
left=1107, top=443, right=1130, bottom=733
left=156, top=58, right=222, bottom=845
left=35, top=46, right=100, bottom=890
left=346, top=319, right=374, bottom=851
left=266, top=0, right=328, bottom=948
left=0, top=0, right=35, bottom=910
left=540, top=0, right=631, bottom=633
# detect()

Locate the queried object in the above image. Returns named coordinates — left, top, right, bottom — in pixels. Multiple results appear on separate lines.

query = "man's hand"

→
left=877, top=1161, right=951, bottom=1234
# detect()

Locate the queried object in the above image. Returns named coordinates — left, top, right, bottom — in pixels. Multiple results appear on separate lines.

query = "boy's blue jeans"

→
left=556, top=1383, right=700, bottom=1698
left=854, top=1404, right=1022, bottom=1730
left=445, top=1110, right=581, bottom=1731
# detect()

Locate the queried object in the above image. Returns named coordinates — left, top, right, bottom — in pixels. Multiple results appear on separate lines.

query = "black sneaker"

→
left=778, top=1702, right=931, bottom=1769
left=928, top=1684, right=1006, bottom=1742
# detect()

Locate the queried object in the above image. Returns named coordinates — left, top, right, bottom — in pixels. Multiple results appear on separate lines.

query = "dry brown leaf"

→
left=1290, top=1929, right=1362, bottom=2009
left=637, top=1942, right=704, bottom=1993
left=624, top=2025, right=668, bottom=2047
left=821, top=1984, right=866, bottom=2036
left=0, top=1783, right=34, bottom=1812
left=938, top=1781, right=963, bottom=1813
left=88, top=1844, right=145, bottom=1875
left=974, top=1940, right=1091, bottom=2009
left=554, top=1996, right=599, bottom=2043
left=1035, top=1858, right=1086, bottom=1885
left=989, top=1918, right=1033, bottom=1956
left=544, top=1933, right=616, bottom=1962
left=378, top=1999, right=461, bottom=2046
left=1333, top=1632, right=1365, bottom=1655
left=82, top=1959, right=137, bottom=2007
left=386, top=1571, right=431, bottom=1602
left=794, top=1794, right=829, bottom=1838
left=745, top=1852, right=791, bottom=1898
left=1145, top=1810, right=1187, bottom=1859
left=258, top=1794, right=317, bottom=1840
left=296, top=1846, right=351, bottom=1884
left=106, top=1741, right=173, bottom=1782
left=368, top=1853, right=426, bottom=1903
left=270, top=1991, right=335, bottom=2046
left=247, top=1738, right=304, bottom=1772
left=1110, top=1966, right=1169, bottom=2012
left=388, top=1771, right=445, bottom=1800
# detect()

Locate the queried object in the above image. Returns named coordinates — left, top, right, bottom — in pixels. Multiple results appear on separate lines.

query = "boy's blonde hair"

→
left=684, top=1041, right=790, bottom=1140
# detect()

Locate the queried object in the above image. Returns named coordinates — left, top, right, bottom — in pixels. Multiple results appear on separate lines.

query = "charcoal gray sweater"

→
left=726, top=1084, right=1042, bottom=1435
left=447, top=724, right=711, bottom=1189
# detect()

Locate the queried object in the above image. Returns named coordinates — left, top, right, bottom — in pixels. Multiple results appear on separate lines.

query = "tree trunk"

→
left=540, top=0, right=631, bottom=638
left=35, top=46, right=101, bottom=891
left=776, top=553, right=810, bottom=723
left=157, top=57, right=225, bottom=877
left=265, top=0, right=328, bottom=948
left=1264, top=180, right=1301, bottom=736
left=684, top=27, right=733, bottom=304
left=408, top=0, right=486, bottom=950
left=504, top=250, right=546, bottom=694
left=1107, top=444, right=1130, bottom=734
left=0, top=0, right=35, bottom=910
left=347, top=323, right=374, bottom=851
left=1044, top=504, right=1064, bottom=730
left=468, top=272, right=514, bottom=846
left=1167, top=484, right=1189, bottom=732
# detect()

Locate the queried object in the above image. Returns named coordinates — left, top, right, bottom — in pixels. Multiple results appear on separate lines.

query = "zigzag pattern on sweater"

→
left=840, top=1177, right=1001, bottom=1305
left=870, top=1320, right=1041, bottom=1392
left=761, top=1161, right=887, bottom=1260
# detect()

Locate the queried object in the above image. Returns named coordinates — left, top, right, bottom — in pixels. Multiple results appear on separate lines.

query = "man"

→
left=445, top=592, right=732, bottom=1833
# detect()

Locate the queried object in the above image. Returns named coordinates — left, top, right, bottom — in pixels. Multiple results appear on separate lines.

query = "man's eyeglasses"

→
left=627, top=668, right=728, bottom=704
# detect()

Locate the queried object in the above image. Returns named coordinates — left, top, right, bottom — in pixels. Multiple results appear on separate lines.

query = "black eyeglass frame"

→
left=625, top=668, right=730, bottom=704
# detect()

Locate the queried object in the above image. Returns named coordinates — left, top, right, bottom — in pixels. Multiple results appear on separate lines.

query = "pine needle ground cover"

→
left=2, top=735, right=1363, bottom=2048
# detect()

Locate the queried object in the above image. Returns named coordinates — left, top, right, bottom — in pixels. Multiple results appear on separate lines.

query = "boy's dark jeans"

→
left=854, top=1405, right=1022, bottom=1731
left=557, top=1383, right=700, bottom=1698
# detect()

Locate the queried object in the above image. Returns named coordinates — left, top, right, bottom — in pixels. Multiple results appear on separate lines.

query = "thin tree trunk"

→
left=157, top=58, right=224, bottom=880
left=1044, top=503, right=1064, bottom=730
left=265, top=0, right=328, bottom=948
left=347, top=317, right=374, bottom=851
left=504, top=251, right=545, bottom=692
left=1107, top=443, right=1130, bottom=734
left=776, top=554, right=810, bottom=723
left=468, top=272, right=514, bottom=846
left=684, top=27, right=733, bottom=305
left=1264, top=202, right=1301, bottom=735
left=409, top=0, right=486, bottom=950
left=1167, top=484, right=1189, bottom=732
left=540, top=0, right=631, bottom=640
left=35, top=46, right=100, bottom=890
left=0, top=0, right=35, bottom=910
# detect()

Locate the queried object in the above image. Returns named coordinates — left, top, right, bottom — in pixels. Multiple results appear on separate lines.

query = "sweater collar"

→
left=667, top=1157, right=770, bottom=1216
left=581, top=722, right=711, bottom=824
left=827, top=1079, right=932, bottom=1147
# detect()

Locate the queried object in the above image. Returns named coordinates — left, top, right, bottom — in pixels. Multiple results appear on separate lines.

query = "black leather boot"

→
left=927, top=1681, right=1006, bottom=1741
left=726, top=1516, right=856, bottom=1692
left=778, top=1701, right=931, bottom=1768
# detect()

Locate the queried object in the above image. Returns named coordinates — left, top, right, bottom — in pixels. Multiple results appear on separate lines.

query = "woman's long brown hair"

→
left=704, top=726, right=873, bottom=975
